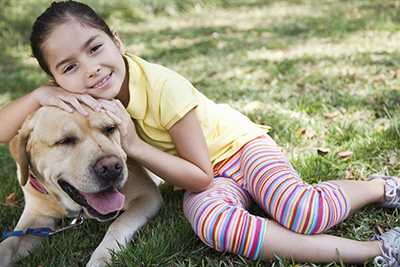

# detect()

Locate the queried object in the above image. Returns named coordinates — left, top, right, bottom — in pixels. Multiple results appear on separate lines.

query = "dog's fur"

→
left=0, top=106, right=162, bottom=267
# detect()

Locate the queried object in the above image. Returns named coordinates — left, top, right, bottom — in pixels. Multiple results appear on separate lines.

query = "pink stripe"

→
left=29, top=174, right=48, bottom=194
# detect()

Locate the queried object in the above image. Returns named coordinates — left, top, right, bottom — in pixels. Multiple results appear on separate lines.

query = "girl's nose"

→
left=89, top=68, right=101, bottom=78
left=88, top=66, right=101, bottom=79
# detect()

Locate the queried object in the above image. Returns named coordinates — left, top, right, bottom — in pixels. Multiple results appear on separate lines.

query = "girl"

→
left=1, top=1, right=399, bottom=266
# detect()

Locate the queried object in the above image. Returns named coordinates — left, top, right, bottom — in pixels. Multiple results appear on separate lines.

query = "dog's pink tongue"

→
left=81, top=189, right=125, bottom=215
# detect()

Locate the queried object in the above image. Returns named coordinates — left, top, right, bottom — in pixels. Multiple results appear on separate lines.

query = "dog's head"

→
left=9, top=106, right=128, bottom=221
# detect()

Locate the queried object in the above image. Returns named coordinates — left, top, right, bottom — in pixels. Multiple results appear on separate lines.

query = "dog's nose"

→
left=93, top=156, right=123, bottom=181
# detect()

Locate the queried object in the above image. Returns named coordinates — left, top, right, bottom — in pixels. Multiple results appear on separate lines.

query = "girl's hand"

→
left=32, top=85, right=101, bottom=116
left=97, top=99, right=142, bottom=154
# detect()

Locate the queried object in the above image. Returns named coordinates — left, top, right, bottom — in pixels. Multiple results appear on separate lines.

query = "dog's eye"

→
left=55, top=136, right=77, bottom=146
left=103, top=125, right=116, bottom=136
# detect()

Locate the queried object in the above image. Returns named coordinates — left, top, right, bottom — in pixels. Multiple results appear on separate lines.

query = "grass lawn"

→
left=1, top=0, right=400, bottom=266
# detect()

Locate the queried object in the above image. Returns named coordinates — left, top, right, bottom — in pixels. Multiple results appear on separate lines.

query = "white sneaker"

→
left=369, top=175, right=400, bottom=208
left=374, top=227, right=400, bottom=267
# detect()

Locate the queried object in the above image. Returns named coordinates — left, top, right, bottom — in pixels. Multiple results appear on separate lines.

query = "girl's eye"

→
left=63, top=64, right=76, bottom=74
left=90, top=44, right=103, bottom=54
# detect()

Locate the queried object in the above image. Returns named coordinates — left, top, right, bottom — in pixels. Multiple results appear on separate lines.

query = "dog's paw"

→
left=0, top=243, right=14, bottom=267
left=86, top=254, right=109, bottom=267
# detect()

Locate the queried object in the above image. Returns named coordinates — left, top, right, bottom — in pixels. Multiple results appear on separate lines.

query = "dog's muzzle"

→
left=58, top=179, right=125, bottom=221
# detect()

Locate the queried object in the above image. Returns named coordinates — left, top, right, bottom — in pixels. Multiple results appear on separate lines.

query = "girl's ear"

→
left=112, top=32, right=125, bottom=54
left=47, top=79, right=58, bottom=86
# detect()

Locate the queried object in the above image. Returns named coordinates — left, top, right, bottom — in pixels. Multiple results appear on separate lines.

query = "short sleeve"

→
left=159, top=70, right=199, bottom=129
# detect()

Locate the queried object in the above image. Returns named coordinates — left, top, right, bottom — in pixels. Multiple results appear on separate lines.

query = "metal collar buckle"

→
left=49, top=210, right=85, bottom=236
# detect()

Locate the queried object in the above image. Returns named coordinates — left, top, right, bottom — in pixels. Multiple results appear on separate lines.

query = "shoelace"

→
left=374, top=228, right=400, bottom=267
left=374, top=256, right=396, bottom=267
left=385, top=178, right=400, bottom=207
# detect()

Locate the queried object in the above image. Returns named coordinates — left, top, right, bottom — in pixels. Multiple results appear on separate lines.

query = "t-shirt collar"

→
left=124, top=53, right=147, bottom=120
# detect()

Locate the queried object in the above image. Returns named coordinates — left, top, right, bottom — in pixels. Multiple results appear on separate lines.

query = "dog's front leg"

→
left=86, top=191, right=161, bottom=267
left=0, top=206, right=55, bottom=267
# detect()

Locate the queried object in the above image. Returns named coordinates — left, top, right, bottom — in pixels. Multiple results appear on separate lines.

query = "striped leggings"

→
left=183, top=135, right=350, bottom=259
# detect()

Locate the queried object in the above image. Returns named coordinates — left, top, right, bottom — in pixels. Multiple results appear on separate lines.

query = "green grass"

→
left=1, top=0, right=400, bottom=266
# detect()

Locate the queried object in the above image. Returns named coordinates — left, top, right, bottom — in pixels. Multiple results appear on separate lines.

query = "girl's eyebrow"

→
left=55, top=34, right=100, bottom=70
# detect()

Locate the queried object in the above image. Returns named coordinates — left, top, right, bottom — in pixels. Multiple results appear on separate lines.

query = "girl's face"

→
left=42, top=20, right=126, bottom=99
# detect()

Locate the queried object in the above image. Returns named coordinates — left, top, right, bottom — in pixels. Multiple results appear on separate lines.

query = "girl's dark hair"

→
left=30, top=1, right=114, bottom=76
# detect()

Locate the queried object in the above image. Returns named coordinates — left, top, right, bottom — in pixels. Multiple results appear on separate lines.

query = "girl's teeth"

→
left=94, top=74, right=110, bottom=88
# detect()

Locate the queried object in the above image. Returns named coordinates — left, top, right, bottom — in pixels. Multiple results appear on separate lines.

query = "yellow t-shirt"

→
left=125, top=54, right=269, bottom=166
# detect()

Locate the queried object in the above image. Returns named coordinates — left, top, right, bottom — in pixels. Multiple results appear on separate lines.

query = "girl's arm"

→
left=0, top=92, right=40, bottom=143
left=99, top=100, right=213, bottom=192
left=0, top=86, right=100, bottom=144
left=134, top=108, right=213, bottom=192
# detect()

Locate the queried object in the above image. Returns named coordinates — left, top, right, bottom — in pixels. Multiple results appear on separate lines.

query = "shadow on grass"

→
left=2, top=0, right=400, bottom=102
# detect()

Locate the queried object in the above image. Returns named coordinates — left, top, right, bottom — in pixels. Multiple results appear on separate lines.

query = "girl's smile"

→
left=89, top=71, right=113, bottom=90
left=42, top=20, right=126, bottom=100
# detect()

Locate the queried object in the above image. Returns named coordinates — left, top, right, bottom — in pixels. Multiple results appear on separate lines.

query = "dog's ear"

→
left=9, top=114, right=35, bottom=186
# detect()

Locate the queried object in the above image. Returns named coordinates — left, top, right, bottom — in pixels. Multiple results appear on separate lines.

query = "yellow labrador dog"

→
left=0, top=106, right=162, bottom=267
